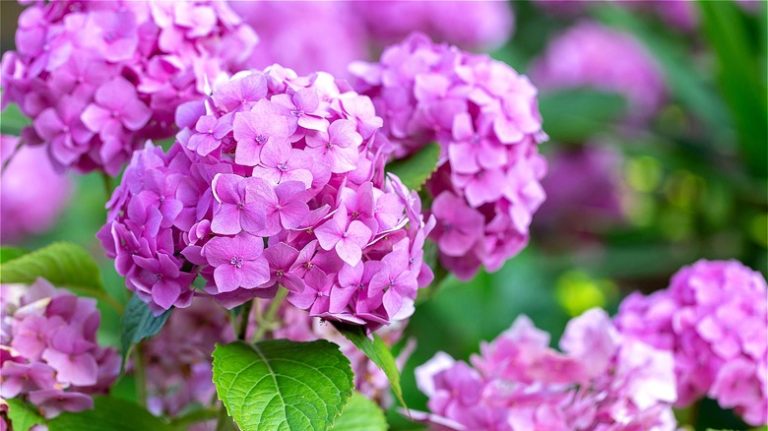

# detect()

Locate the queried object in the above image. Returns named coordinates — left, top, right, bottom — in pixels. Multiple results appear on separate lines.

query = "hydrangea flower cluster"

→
left=351, top=33, right=547, bottom=279
left=536, top=144, right=626, bottom=237
left=615, top=260, right=768, bottom=426
left=230, top=2, right=367, bottom=77
left=0, top=278, right=120, bottom=419
left=530, top=21, right=665, bottom=122
left=99, top=65, right=433, bottom=330
left=1, top=135, right=71, bottom=244
left=1, top=0, right=257, bottom=175
left=415, top=309, right=678, bottom=431
left=143, top=298, right=234, bottom=419
left=351, top=1, right=514, bottom=52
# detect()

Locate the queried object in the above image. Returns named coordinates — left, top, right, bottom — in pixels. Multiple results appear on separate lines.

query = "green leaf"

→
left=699, top=0, right=768, bottom=177
left=47, top=397, right=172, bottom=431
left=0, top=103, right=30, bottom=135
left=6, top=398, right=44, bottom=431
left=330, top=393, right=387, bottom=431
left=120, top=294, right=171, bottom=360
left=385, top=142, right=441, bottom=191
left=0, top=246, right=27, bottom=264
left=0, top=242, right=102, bottom=291
left=538, top=88, right=626, bottom=142
left=212, top=340, right=354, bottom=431
left=334, top=324, right=407, bottom=409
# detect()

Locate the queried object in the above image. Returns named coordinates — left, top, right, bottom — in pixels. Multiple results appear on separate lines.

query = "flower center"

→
left=230, top=257, right=243, bottom=268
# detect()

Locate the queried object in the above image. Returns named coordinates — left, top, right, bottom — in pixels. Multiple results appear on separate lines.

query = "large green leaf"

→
left=330, top=393, right=387, bottom=431
left=0, top=246, right=27, bottom=264
left=6, top=398, right=44, bottom=431
left=0, top=242, right=102, bottom=291
left=699, top=0, right=768, bottom=177
left=120, top=294, right=171, bottom=360
left=334, top=324, right=406, bottom=409
left=212, top=340, right=354, bottom=431
left=538, top=88, right=626, bottom=142
left=47, top=397, right=172, bottom=431
left=385, top=142, right=441, bottom=191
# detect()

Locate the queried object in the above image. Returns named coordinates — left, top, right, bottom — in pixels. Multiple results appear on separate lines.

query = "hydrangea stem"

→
left=251, top=287, right=288, bottom=343
left=101, top=173, right=114, bottom=199
left=0, top=137, right=24, bottom=176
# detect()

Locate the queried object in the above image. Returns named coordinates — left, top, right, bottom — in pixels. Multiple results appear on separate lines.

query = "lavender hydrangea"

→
left=536, top=144, right=626, bottom=237
left=616, top=260, right=768, bottom=426
left=1, top=0, right=257, bottom=175
left=99, top=65, right=433, bottom=330
left=530, top=21, right=665, bottom=122
left=351, top=33, right=547, bottom=280
left=415, top=309, right=678, bottom=431
left=1, top=135, right=71, bottom=243
left=230, top=2, right=367, bottom=77
left=0, top=278, right=120, bottom=419
left=352, top=1, right=514, bottom=52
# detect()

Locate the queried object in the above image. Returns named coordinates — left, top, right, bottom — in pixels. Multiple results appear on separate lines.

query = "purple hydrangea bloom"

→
left=415, top=309, right=678, bottom=431
left=535, top=144, right=626, bottom=239
left=100, top=66, right=433, bottom=330
left=530, top=21, right=665, bottom=123
left=351, top=33, right=547, bottom=280
left=0, top=135, right=71, bottom=244
left=1, top=0, right=257, bottom=175
left=0, top=278, right=119, bottom=419
left=351, top=1, right=514, bottom=52
left=615, top=260, right=768, bottom=426
left=230, top=2, right=367, bottom=77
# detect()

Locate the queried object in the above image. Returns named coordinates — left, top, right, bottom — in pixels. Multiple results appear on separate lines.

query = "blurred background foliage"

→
left=1, top=1, right=766, bottom=430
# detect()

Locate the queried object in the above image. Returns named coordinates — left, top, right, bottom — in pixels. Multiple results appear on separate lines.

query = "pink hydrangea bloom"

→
left=535, top=144, right=626, bottom=237
left=616, top=260, right=768, bottom=426
left=100, top=66, right=433, bottom=330
left=351, top=1, right=514, bottom=52
left=143, top=298, right=234, bottom=419
left=1, top=0, right=257, bottom=175
left=230, top=2, right=367, bottom=77
left=0, top=278, right=120, bottom=419
left=530, top=21, right=665, bottom=122
left=415, top=309, right=678, bottom=431
left=351, top=33, right=547, bottom=279
left=0, top=135, right=71, bottom=243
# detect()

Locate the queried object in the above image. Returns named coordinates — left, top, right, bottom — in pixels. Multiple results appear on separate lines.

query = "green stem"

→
left=169, top=407, right=218, bottom=429
left=101, top=173, right=114, bottom=199
left=251, top=287, right=288, bottom=343
left=237, top=299, right=253, bottom=341
left=0, top=137, right=24, bottom=176
left=214, top=406, right=235, bottom=431
left=133, top=343, right=147, bottom=407
left=215, top=299, right=256, bottom=431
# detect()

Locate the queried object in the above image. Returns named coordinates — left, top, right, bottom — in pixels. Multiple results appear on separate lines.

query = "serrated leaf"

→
left=0, top=246, right=27, bottom=264
left=212, top=340, right=354, bottom=431
left=386, top=142, right=441, bottom=191
left=120, top=294, right=171, bottom=360
left=47, top=396, right=172, bottom=431
left=334, top=324, right=406, bottom=409
left=538, top=88, right=626, bottom=142
left=6, top=398, right=44, bottom=431
left=330, top=392, right=387, bottom=431
left=0, top=242, right=102, bottom=291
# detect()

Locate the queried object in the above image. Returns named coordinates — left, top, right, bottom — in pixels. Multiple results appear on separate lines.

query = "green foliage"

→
left=538, top=88, right=627, bottom=142
left=0, top=103, right=30, bottom=135
left=47, top=397, right=172, bottom=431
left=334, top=324, right=407, bottom=409
left=0, top=246, right=26, bottom=263
left=0, top=242, right=102, bottom=291
left=330, top=393, right=387, bottom=431
left=385, top=142, right=441, bottom=191
left=120, top=294, right=171, bottom=360
left=212, top=340, right=354, bottom=431
left=6, top=398, right=44, bottom=431
left=699, top=0, right=768, bottom=177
